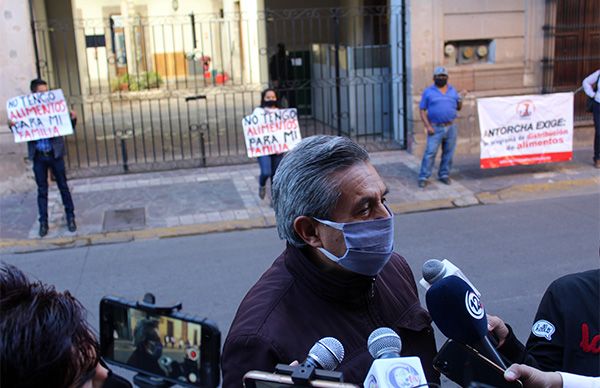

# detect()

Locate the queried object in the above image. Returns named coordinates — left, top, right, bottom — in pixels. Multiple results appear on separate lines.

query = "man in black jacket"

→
left=489, top=269, right=599, bottom=377
left=221, top=135, right=439, bottom=387
left=26, top=79, right=77, bottom=237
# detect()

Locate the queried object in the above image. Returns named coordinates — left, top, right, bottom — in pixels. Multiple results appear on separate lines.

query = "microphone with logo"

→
left=425, top=275, right=507, bottom=370
left=419, top=258, right=481, bottom=296
left=363, top=327, right=427, bottom=388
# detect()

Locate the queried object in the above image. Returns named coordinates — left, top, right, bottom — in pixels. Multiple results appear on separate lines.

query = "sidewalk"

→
left=1, top=148, right=598, bottom=253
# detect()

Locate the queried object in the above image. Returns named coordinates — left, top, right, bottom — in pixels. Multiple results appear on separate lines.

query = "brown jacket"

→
left=221, top=245, right=439, bottom=387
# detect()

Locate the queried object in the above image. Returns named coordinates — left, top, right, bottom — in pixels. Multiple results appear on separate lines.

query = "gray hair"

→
left=272, top=135, right=370, bottom=247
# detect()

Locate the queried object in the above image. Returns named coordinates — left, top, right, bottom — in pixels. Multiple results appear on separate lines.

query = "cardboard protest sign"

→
left=242, top=108, right=301, bottom=158
left=477, top=92, right=573, bottom=168
left=7, top=89, right=74, bottom=143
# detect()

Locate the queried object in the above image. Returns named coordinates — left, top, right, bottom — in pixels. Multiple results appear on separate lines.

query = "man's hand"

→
left=425, top=125, right=434, bottom=135
left=504, top=363, right=562, bottom=388
left=487, top=314, right=509, bottom=347
left=70, top=109, right=77, bottom=121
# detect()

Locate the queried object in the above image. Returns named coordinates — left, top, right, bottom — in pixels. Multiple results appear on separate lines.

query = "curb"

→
left=2, top=176, right=598, bottom=254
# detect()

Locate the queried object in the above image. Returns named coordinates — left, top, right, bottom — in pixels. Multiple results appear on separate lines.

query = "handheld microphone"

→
left=302, top=337, right=345, bottom=370
left=271, top=337, right=346, bottom=386
left=419, top=258, right=481, bottom=296
left=425, top=275, right=507, bottom=369
left=363, top=328, right=427, bottom=388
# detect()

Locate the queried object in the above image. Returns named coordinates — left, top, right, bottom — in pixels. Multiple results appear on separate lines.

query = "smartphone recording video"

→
left=100, top=296, right=220, bottom=388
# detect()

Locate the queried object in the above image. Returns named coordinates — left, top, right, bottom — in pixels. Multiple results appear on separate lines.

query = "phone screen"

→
left=434, top=340, right=522, bottom=388
left=100, top=297, right=220, bottom=388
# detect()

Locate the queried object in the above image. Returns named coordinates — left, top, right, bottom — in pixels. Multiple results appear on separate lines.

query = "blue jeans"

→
left=257, top=154, right=284, bottom=187
left=33, top=153, right=75, bottom=223
left=593, top=100, right=599, bottom=162
left=418, top=123, right=457, bottom=181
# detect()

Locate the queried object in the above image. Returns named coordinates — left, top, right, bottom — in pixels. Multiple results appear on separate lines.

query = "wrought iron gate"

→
left=542, top=0, right=600, bottom=122
left=31, top=4, right=408, bottom=176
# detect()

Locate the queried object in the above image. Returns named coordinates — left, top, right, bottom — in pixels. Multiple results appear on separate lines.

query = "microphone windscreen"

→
left=425, top=275, right=487, bottom=344
left=367, top=327, right=402, bottom=359
left=308, top=337, right=344, bottom=370
left=422, top=259, right=445, bottom=284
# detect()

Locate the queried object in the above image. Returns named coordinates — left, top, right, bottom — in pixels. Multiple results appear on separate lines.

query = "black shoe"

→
left=418, top=180, right=427, bottom=188
left=439, top=177, right=452, bottom=185
left=39, top=223, right=49, bottom=237
left=258, top=185, right=266, bottom=200
left=67, top=218, right=77, bottom=232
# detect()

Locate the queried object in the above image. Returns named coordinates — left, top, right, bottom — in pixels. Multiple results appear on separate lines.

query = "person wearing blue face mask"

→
left=222, top=135, right=439, bottom=387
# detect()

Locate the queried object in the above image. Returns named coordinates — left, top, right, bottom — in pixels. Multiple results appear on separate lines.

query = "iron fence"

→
left=31, top=6, right=408, bottom=176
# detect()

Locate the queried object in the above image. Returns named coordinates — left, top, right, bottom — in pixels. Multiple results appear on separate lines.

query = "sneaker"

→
left=439, top=177, right=452, bottom=185
left=258, top=185, right=266, bottom=200
left=39, top=222, right=48, bottom=237
left=418, top=180, right=427, bottom=188
left=67, top=218, right=77, bottom=232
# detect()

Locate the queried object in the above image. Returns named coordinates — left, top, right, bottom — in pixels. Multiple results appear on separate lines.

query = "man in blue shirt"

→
left=417, top=67, right=463, bottom=188
left=27, top=79, right=77, bottom=237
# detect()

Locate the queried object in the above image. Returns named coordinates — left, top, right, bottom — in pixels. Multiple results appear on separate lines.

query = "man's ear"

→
left=293, top=216, right=323, bottom=248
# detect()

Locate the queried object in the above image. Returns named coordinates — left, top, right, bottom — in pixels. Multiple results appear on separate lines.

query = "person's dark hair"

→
left=0, top=263, right=99, bottom=388
left=29, top=78, right=48, bottom=93
left=260, top=88, right=279, bottom=108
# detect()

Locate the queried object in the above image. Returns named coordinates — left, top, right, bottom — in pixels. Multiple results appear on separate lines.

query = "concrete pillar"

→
left=0, top=1, right=37, bottom=194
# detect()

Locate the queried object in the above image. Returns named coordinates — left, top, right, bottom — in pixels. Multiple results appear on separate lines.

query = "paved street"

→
left=2, top=192, right=598, bottom=386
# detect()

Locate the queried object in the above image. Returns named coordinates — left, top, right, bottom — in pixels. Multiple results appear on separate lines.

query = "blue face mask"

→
left=314, top=207, right=394, bottom=276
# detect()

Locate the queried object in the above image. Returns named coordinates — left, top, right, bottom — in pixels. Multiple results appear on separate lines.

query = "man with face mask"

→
left=0, top=263, right=131, bottom=388
left=221, top=135, right=439, bottom=386
left=127, top=320, right=166, bottom=376
left=417, top=66, right=464, bottom=188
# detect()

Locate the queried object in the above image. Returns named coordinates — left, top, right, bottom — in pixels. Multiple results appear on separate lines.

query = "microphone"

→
left=302, top=337, right=345, bottom=370
left=270, top=337, right=346, bottom=385
left=425, top=275, right=507, bottom=369
left=419, top=258, right=481, bottom=296
left=363, top=328, right=427, bottom=388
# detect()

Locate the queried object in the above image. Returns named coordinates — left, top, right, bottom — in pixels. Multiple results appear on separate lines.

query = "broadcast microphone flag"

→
left=425, top=275, right=507, bottom=369
left=363, top=328, right=427, bottom=388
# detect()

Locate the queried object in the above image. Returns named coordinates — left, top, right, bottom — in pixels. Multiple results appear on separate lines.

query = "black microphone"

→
left=425, top=275, right=507, bottom=369
left=302, top=337, right=345, bottom=370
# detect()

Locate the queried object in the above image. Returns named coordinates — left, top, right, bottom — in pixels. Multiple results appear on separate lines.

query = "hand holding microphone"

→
left=425, top=275, right=507, bottom=370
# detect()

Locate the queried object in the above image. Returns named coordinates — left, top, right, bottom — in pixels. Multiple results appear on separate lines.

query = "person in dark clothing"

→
left=221, top=135, right=439, bottom=387
left=127, top=319, right=165, bottom=377
left=26, top=79, right=77, bottom=237
left=268, top=43, right=294, bottom=108
left=489, top=269, right=600, bottom=377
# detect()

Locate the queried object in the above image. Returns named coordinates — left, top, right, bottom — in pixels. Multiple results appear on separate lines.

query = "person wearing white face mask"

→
left=221, top=135, right=439, bottom=387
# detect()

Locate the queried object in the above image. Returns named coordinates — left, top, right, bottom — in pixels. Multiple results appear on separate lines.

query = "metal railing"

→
left=31, top=6, right=408, bottom=176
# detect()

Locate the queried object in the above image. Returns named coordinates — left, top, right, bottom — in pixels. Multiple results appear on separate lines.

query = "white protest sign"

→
left=477, top=92, right=573, bottom=169
left=242, top=108, right=301, bottom=158
left=7, top=89, right=73, bottom=143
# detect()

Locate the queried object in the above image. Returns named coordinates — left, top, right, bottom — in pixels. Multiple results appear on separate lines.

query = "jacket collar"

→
left=283, top=244, right=375, bottom=306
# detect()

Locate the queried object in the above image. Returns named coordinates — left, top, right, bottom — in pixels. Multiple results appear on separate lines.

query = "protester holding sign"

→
left=582, top=69, right=600, bottom=168
left=7, top=79, right=77, bottom=237
left=252, top=89, right=286, bottom=200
